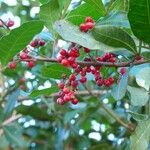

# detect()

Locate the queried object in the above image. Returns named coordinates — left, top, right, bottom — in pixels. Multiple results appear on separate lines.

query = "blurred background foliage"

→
left=0, top=0, right=150, bottom=150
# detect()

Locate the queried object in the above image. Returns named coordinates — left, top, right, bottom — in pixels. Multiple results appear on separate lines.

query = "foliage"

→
left=0, top=0, right=150, bottom=150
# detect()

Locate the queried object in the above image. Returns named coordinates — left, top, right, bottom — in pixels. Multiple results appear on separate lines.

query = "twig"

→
left=0, top=114, right=22, bottom=136
left=83, top=84, right=134, bottom=131
left=19, top=56, right=149, bottom=68
left=17, top=90, right=109, bottom=102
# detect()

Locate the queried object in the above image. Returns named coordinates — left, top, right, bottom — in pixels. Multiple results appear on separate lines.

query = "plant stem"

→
left=83, top=84, right=134, bottom=131
left=19, top=57, right=149, bottom=68
left=138, top=40, right=142, bottom=54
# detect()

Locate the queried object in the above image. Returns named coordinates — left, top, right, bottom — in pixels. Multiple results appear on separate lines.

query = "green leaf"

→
left=136, top=67, right=150, bottom=91
left=98, top=11, right=130, bottom=28
left=54, top=20, right=115, bottom=50
left=3, top=124, right=27, bottom=148
left=130, top=120, right=150, bottom=150
left=84, top=0, right=106, bottom=15
left=42, top=63, right=71, bottom=79
left=30, top=86, right=58, bottom=98
left=39, top=0, right=61, bottom=35
left=16, top=105, right=54, bottom=121
left=92, top=25, right=137, bottom=53
left=127, top=86, right=149, bottom=106
left=107, top=0, right=126, bottom=13
left=67, top=3, right=104, bottom=25
left=39, top=0, right=48, bottom=4
left=0, top=21, right=43, bottom=66
left=127, top=110, right=148, bottom=122
left=3, top=89, right=20, bottom=119
left=142, top=51, right=150, bottom=59
left=112, top=72, right=128, bottom=100
left=128, top=0, right=150, bottom=44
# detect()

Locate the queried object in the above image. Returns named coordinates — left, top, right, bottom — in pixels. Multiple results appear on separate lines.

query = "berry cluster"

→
left=80, top=16, right=95, bottom=32
left=8, top=39, right=45, bottom=69
left=57, top=85, right=78, bottom=105
left=56, top=43, right=117, bottom=105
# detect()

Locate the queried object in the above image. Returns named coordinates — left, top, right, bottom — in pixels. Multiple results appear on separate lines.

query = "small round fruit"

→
left=7, top=20, right=14, bottom=27
left=9, top=61, right=16, bottom=69
left=71, top=98, right=78, bottom=105
left=85, top=16, right=93, bottom=23
left=28, top=61, right=35, bottom=68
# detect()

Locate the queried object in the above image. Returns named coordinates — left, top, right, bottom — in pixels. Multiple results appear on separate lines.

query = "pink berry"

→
left=38, top=40, right=45, bottom=46
left=60, top=49, right=67, bottom=56
left=63, top=88, right=70, bottom=94
left=7, top=20, right=14, bottom=27
left=57, top=98, right=65, bottom=105
left=9, top=61, right=16, bottom=69
left=80, top=76, right=87, bottom=83
left=58, top=82, right=65, bottom=89
left=71, top=98, right=78, bottom=105
left=28, top=61, right=35, bottom=68
left=120, top=68, right=126, bottom=75
left=19, top=52, right=28, bottom=60
left=84, top=47, right=90, bottom=53
left=85, top=22, right=94, bottom=30
left=61, top=59, right=70, bottom=67
left=96, top=79, right=104, bottom=86
left=85, top=16, right=93, bottom=23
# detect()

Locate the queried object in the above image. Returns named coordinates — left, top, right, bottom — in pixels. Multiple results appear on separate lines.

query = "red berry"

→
left=80, top=76, right=87, bottom=83
left=68, top=57, right=75, bottom=63
left=96, top=79, right=104, bottom=86
left=64, top=94, right=71, bottom=102
left=57, top=98, right=65, bottom=105
left=71, top=98, right=78, bottom=105
left=60, top=49, right=67, bottom=56
left=104, top=79, right=111, bottom=87
left=85, top=16, right=93, bottom=23
left=7, top=20, right=14, bottom=27
left=63, top=88, right=70, bottom=94
left=69, top=74, right=76, bottom=81
left=85, top=22, right=94, bottom=30
left=108, top=77, right=115, bottom=84
left=58, top=82, right=65, bottom=89
left=109, top=57, right=116, bottom=63
left=28, top=61, right=35, bottom=68
left=80, top=70, right=86, bottom=76
left=38, top=40, right=45, bottom=46
left=71, top=62, right=78, bottom=69
left=30, top=40, right=39, bottom=47
left=80, top=23, right=88, bottom=32
left=9, top=61, right=16, bottom=69
left=84, top=57, right=91, bottom=62
left=96, top=57, right=103, bottom=62
left=135, top=55, right=143, bottom=61
left=120, top=68, right=126, bottom=75
left=61, top=59, right=70, bottom=67
left=57, top=56, right=63, bottom=63
left=19, top=52, right=28, bottom=60
left=84, top=47, right=90, bottom=53
left=86, top=66, right=91, bottom=73
left=75, top=66, right=82, bottom=73
left=71, top=80, right=78, bottom=88
left=103, top=53, right=111, bottom=60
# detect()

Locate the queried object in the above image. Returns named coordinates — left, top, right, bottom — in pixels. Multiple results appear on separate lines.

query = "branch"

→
left=0, top=114, right=22, bottom=136
left=20, top=57, right=149, bottom=67
left=83, top=84, right=135, bottom=132
left=17, top=90, right=109, bottom=102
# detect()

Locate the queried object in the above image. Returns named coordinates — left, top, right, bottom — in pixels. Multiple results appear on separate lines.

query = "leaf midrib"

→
left=93, top=28, right=136, bottom=52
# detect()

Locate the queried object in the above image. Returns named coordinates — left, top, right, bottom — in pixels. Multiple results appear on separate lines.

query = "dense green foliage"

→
left=0, top=0, right=150, bottom=150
